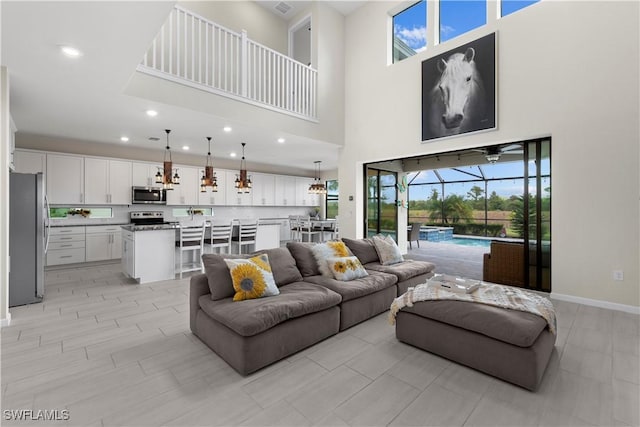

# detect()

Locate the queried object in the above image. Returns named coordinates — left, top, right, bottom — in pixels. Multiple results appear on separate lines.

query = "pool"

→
left=441, top=237, right=492, bottom=248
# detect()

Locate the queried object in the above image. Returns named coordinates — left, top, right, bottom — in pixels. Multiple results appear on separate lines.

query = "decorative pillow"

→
left=327, top=256, right=369, bottom=281
left=372, top=234, right=404, bottom=265
left=311, top=241, right=352, bottom=277
left=224, top=254, right=280, bottom=302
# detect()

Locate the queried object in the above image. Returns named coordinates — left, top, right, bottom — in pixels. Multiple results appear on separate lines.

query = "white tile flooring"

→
left=1, top=262, right=639, bottom=426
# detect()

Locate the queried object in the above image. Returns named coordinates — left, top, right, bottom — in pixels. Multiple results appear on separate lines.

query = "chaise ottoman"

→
left=394, top=295, right=556, bottom=391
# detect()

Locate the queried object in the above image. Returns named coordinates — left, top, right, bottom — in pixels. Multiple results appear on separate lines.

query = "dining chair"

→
left=175, top=223, right=206, bottom=279
left=288, top=215, right=302, bottom=242
left=206, top=220, right=233, bottom=254
left=323, top=218, right=339, bottom=241
left=299, top=216, right=321, bottom=243
left=233, top=220, right=258, bottom=254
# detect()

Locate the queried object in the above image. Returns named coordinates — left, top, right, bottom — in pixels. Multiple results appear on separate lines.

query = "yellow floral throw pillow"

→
left=224, top=254, right=279, bottom=302
left=311, top=240, right=353, bottom=277
left=327, top=256, right=369, bottom=281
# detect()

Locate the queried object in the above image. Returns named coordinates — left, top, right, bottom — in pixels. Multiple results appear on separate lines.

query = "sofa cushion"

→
left=287, top=242, right=321, bottom=277
left=371, top=234, right=404, bottom=265
left=304, top=271, right=397, bottom=302
left=198, top=282, right=342, bottom=337
left=402, top=300, right=547, bottom=347
left=342, top=238, right=380, bottom=264
left=262, top=247, right=304, bottom=287
left=365, top=259, right=436, bottom=282
left=202, top=253, right=250, bottom=300
left=327, top=256, right=368, bottom=281
left=225, top=254, right=280, bottom=302
left=311, top=241, right=353, bottom=277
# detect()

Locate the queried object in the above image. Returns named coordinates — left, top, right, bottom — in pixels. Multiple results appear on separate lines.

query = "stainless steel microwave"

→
left=131, top=187, right=166, bottom=204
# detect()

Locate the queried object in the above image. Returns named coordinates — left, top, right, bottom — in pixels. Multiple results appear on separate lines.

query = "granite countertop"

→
left=120, top=224, right=180, bottom=232
left=51, top=222, right=130, bottom=227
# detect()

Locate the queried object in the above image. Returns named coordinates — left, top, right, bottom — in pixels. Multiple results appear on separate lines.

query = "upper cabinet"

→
left=296, top=177, right=320, bottom=206
left=84, top=158, right=132, bottom=205
left=47, top=154, right=84, bottom=204
left=275, top=175, right=296, bottom=206
left=132, top=162, right=162, bottom=187
left=166, top=166, right=199, bottom=206
left=13, top=149, right=46, bottom=174
left=251, top=173, right=275, bottom=206
left=197, top=168, right=227, bottom=206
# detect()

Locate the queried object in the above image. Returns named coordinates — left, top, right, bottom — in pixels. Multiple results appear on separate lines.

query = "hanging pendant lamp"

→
left=155, top=129, right=180, bottom=190
left=200, top=137, right=218, bottom=193
left=308, top=160, right=327, bottom=194
left=234, top=143, right=252, bottom=194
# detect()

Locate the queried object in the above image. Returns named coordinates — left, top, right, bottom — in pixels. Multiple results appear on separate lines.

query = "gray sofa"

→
left=190, top=239, right=436, bottom=375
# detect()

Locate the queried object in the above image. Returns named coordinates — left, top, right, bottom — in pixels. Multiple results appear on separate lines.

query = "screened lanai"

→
left=366, top=139, right=551, bottom=291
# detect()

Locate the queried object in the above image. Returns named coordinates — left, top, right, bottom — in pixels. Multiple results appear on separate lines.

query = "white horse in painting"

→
left=428, top=47, right=486, bottom=137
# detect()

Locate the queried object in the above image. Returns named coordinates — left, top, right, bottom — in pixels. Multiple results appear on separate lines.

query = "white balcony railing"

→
left=137, top=5, right=318, bottom=121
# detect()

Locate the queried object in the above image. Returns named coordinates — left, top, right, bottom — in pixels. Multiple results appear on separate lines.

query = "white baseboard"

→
left=1, top=312, right=11, bottom=327
left=551, top=293, right=640, bottom=315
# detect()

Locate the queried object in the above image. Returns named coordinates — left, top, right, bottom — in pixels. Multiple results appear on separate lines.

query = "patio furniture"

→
left=407, top=222, right=422, bottom=249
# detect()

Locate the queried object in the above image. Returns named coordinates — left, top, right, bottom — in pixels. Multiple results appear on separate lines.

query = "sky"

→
left=393, top=0, right=540, bottom=53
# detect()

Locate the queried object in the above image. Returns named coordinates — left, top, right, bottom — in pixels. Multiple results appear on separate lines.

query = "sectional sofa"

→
left=189, top=238, right=435, bottom=375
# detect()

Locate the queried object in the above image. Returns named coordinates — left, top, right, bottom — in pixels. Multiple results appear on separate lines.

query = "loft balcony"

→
left=137, top=5, right=318, bottom=122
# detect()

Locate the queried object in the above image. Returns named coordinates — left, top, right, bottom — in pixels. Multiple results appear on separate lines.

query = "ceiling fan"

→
left=472, top=144, right=524, bottom=163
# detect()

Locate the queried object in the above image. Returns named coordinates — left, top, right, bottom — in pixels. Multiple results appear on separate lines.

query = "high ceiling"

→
left=1, top=1, right=353, bottom=172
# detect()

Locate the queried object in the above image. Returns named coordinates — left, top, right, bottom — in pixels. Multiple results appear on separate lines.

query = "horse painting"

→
left=427, top=47, right=486, bottom=137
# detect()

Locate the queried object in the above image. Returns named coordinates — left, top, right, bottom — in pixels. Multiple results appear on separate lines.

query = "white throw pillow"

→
left=311, top=241, right=352, bottom=277
left=372, top=234, right=404, bottom=265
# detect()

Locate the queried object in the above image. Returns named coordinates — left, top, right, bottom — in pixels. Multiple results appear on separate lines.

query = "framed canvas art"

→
left=422, top=32, right=496, bottom=141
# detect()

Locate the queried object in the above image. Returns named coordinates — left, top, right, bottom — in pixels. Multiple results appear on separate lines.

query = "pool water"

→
left=441, top=237, right=492, bottom=248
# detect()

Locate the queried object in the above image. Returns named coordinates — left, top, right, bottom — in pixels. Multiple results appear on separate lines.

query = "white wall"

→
left=1, top=66, right=10, bottom=326
left=178, top=1, right=288, bottom=54
left=341, top=1, right=639, bottom=307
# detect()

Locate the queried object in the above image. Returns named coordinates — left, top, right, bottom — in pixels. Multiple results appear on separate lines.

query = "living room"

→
left=1, top=0, right=638, bottom=426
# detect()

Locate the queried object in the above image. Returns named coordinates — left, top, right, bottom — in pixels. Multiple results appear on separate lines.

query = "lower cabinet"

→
left=47, top=226, right=86, bottom=266
left=85, top=225, right=123, bottom=261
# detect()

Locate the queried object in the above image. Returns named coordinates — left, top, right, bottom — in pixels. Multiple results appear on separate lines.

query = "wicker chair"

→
left=407, top=222, right=422, bottom=249
left=483, top=241, right=551, bottom=291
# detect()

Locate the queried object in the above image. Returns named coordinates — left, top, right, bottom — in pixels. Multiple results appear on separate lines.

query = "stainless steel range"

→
left=129, top=211, right=178, bottom=229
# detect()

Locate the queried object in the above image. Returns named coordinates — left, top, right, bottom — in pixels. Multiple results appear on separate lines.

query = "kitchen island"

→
left=121, top=224, right=177, bottom=284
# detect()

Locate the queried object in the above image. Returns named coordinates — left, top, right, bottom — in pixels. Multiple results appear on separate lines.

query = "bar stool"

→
left=175, top=223, right=206, bottom=279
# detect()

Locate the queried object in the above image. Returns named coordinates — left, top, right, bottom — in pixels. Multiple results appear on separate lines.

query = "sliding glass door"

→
left=366, top=168, right=398, bottom=240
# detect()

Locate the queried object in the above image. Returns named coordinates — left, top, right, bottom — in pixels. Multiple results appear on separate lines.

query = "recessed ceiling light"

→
left=182, top=145, right=189, bottom=150
left=223, top=126, right=232, bottom=132
left=277, top=138, right=285, bottom=143
left=60, top=45, right=82, bottom=58
left=146, top=110, right=158, bottom=117
left=230, top=152, right=237, bottom=157
left=120, top=136, right=129, bottom=142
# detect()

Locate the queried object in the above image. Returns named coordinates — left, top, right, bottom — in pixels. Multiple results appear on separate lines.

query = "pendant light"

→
left=308, top=160, right=327, bottom=194
left=234, top=142, right=252, bottom=194
left=200, top=137, right=218, bottom=193
left=155, top=129, right=180, bottom=190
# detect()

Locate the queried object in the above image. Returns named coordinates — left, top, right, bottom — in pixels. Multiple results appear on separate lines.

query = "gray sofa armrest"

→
left=190, top=273, right=211, bottom=333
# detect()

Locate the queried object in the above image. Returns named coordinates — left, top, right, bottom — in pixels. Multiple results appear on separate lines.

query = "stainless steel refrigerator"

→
left=9, top=172, right=48, bottom=306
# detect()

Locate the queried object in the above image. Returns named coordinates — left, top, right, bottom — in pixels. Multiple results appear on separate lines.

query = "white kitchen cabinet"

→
left=85, top=225, right=123, bottom=261
left=275, top=175, right=296, bottom=206
left=46, top=226, right=86, bottom=266
left=122, top=228, right=175, bottom=283
left=166, top=166, right=199, bottom=205
left=251, top=173, right=275, bottom=206
left=225, top=170, right=253, bottom=206
left=295, top=177, right=320, bottom=206
left=13, top=149, right=46, bottom=174
left=197, top=168, right=227, bottom=206
left=132, top=162, right=163, bottom=187
left=47, top=154, right=84, bottom=204
left=84, top=158, right=132, bottom=205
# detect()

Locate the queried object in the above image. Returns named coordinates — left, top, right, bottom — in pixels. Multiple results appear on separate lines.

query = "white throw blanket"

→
left=389, top=282, right=557, bottom=335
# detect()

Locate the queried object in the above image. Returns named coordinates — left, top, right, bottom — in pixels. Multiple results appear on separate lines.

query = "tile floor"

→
left=1, top=262, right=639, bottom=426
